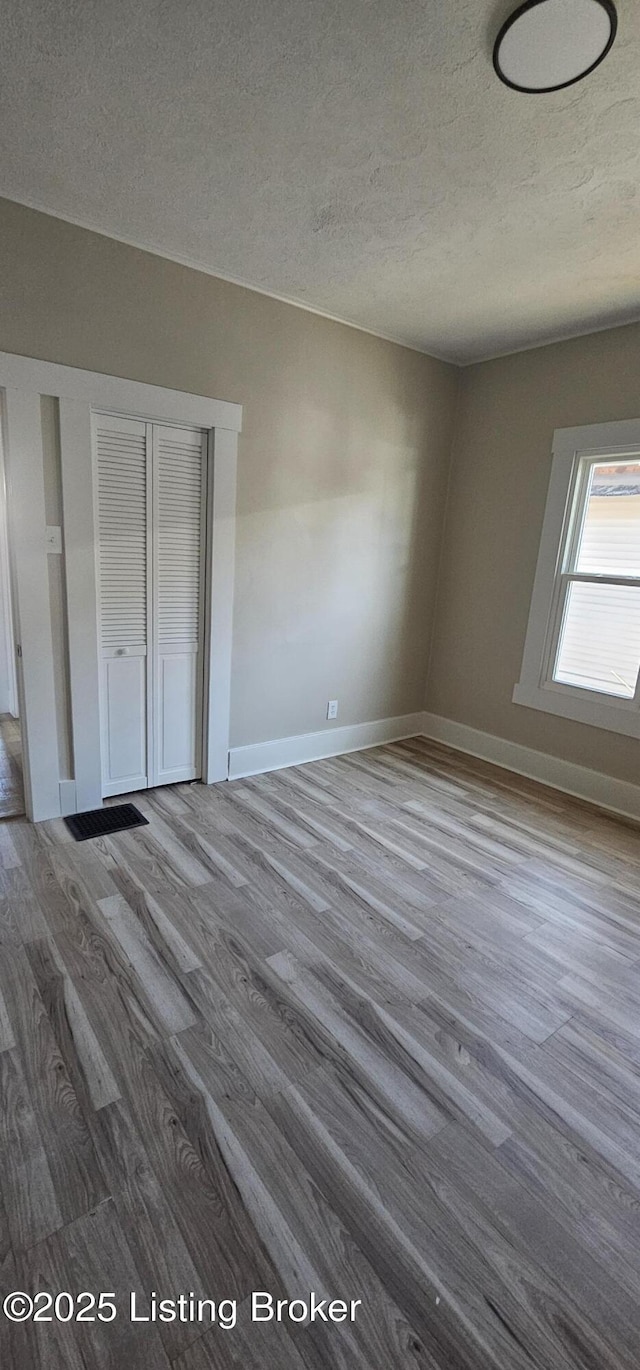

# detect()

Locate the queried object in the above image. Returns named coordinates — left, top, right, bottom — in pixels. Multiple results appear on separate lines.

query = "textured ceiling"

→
left=1, top=0, right=639, bottom=363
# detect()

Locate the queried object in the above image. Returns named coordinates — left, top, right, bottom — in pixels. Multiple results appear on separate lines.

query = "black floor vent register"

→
left=64, top=803, right=149, bottom=841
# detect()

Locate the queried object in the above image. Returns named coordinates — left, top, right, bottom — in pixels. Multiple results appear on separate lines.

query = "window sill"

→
left=513, top=680, right=640, bottom=739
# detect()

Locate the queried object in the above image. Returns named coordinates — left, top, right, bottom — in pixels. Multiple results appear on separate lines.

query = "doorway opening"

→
left=0, top=715, right=23, bottom=817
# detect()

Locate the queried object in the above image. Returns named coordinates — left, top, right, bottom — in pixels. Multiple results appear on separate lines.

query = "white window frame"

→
left=514, top=417, right=640, bottom=740
left=0, top=351, right=241, bottom=821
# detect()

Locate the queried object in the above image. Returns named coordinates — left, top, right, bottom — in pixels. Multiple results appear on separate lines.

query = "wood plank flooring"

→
left=0, top=714, right=23, bottom=819
left=1, top=735, right=640, bottom=1368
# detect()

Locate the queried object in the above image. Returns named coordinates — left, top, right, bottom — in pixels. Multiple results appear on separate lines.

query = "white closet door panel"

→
left=101, top=653, right=148, bottom=796
left=157, top=650, right=198, bottom=777
left=151, top=425, right=205, bottom=785
left=95, top=414, right=149, bottom=794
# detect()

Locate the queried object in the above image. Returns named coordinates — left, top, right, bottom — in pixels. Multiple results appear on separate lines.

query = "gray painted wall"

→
left=0, top=197, right=458, bottom=758
left=426, top=323, right=640, bottom=786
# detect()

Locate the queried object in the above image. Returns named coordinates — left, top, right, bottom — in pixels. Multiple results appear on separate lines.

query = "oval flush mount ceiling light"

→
left=493, top=0, right=617, bottom=93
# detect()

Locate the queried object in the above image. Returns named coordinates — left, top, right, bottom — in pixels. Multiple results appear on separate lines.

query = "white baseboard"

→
left=228, top=712, right=425, bottom=780
left=420, top=711, right=640, bottom=824
left=227, top=707, right=640, bottom=824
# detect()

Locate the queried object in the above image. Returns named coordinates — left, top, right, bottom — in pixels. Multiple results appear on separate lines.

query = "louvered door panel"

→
left=151, top=425, right=205, bottom=785
left=95, top=414, right=149, bottom=795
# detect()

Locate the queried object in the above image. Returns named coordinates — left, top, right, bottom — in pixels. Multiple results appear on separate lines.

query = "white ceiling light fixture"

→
left=493, top=0, right=617, bottom=93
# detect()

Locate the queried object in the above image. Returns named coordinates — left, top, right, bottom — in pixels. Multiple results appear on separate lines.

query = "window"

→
left=552, top=457, right=640, bottom=699
left=514, top=419, right=640, bottom=739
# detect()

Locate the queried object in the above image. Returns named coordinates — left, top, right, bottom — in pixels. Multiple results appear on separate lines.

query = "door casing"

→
left=0, top=351, right=241, bottom=820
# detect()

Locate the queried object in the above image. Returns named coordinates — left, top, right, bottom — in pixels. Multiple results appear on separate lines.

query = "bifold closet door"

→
left=96, top=414, right=149, bottom=796
left=95, top=415, right=206, bottom=797
left=151, top=424, right=206, bottom=787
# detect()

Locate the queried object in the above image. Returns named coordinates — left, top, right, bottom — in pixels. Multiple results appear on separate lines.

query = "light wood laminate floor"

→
left=0, top=714, right=23, bottom=819
left=1, top=736, right=640, bottom=1368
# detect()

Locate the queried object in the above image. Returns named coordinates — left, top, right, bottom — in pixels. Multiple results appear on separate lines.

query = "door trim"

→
left=60, top=399, right=103, bottom=811
left=203, top=426, right=237, bottom=785
left=0, top=350, right=240, bottom=820
left=0, top=388, right=61, bottom=820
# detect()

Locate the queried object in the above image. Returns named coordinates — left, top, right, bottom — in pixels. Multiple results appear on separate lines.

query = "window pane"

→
left=554, top=581, right=640, bottom=698
left=576, top=460, right=640, bottom=575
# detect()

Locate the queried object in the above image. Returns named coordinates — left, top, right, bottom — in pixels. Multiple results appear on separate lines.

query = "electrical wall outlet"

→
left=326, top=699, right=338, bottom=721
